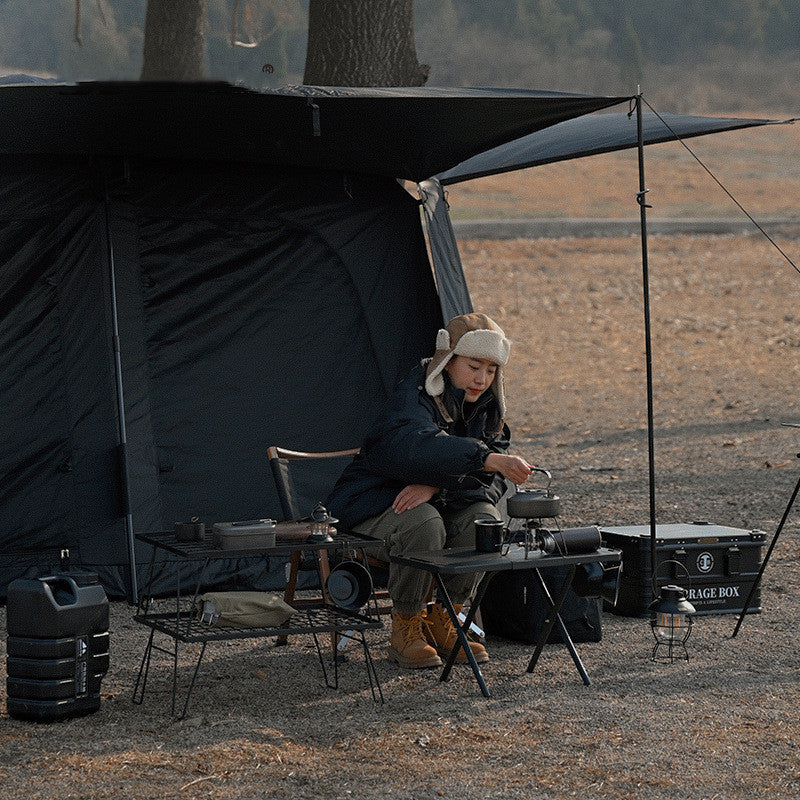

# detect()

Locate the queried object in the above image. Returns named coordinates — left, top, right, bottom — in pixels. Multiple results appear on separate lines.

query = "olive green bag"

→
left=195, top=591, right=295, bottom=628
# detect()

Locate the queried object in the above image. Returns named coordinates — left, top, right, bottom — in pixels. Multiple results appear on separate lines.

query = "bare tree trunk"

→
left=304, top=0, right=428, bottom=87
left=140, top=0, right=206, bottom=81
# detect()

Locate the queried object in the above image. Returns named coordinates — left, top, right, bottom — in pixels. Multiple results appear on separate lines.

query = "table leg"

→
left=132, top=628, right=155, bottom=706
left=436, top=573, right=492, bottom=698
left=525, top=566, right=591, bottom=685
left=178, top=641, right=208, bottom=720
left=137, top=547, right=158, bottom=615
left=277, top=550, right=303, bottom=646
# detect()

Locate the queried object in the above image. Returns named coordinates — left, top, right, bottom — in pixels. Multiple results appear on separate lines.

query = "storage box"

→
left=212, top=520, right=277, bottom=550
left=600, top=522, right=765, bottom=617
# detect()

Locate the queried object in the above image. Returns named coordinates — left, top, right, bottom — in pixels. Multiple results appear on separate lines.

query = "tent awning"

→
left=436, top=111, right=796, bottom=184
left=0, top=80, right=631, bottom=182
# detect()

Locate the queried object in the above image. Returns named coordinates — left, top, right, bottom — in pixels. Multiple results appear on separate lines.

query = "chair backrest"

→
left=267, top=446, right=359, bottom=523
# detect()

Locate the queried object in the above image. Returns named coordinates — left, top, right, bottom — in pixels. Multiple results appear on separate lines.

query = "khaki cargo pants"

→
left=352, top=500, right=501, bottom=614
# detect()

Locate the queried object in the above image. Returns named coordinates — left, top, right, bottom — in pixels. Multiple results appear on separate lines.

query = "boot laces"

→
left=431, top=605, right=456, bottom=635
left=424, top=604, right=457, bottom=647
left=400, top=614, right=426, bottom=645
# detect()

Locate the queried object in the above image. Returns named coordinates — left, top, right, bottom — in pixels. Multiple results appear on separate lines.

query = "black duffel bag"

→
left=479, top=564, right=602, bottom=645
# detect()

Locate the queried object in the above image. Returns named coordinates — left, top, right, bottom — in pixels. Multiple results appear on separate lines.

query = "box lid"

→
left=600, top=522, right=765, bottom=544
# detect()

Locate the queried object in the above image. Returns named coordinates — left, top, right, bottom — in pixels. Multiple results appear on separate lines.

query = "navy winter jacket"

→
left=326, top=362, right=511, bottom=530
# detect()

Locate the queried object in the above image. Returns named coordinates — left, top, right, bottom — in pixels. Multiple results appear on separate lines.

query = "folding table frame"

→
left=132, top=530, right=385, bottom=718
left=391, top=544, right=622, bottom=697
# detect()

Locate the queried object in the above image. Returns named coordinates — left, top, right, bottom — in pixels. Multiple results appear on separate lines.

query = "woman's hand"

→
left=393, top=484, right=438, bottom=514
left=484, top=453, right=534, bottom=484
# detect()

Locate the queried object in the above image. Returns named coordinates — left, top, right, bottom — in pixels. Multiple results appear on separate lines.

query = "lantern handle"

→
left=652, top=558, right=692, bottom=596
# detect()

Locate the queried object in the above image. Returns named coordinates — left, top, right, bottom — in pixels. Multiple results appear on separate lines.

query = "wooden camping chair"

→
left=267, top=446, right=392, bottom=641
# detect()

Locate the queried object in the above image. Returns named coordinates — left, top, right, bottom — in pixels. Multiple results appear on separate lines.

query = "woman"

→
left=326, top=312, right=533, bottom=668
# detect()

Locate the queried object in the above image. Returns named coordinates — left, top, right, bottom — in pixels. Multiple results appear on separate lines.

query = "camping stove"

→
left=506, top=468, right=563, bottom=556
left=505, top=469, right=603, bottom=557
left=504, top=469, right=616, bottom=601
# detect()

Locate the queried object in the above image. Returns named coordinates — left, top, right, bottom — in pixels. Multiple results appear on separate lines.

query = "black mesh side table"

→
left=132, top=530, right=385, bottom=717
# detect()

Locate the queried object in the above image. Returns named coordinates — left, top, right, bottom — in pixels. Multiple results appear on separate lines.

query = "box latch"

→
left=726, top=546, right=742, bottom=576
left=670, top=548, right=688, bottom=580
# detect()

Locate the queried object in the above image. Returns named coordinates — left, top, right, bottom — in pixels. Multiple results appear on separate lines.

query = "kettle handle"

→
left=531, top=467, right=552, bottom=487
left=515, top=467, right=552, bottom=493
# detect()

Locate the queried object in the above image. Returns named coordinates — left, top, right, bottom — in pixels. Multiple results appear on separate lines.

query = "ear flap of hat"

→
left=435, top=328, right=450, bottom=351
left=425, top=349, right=455, bottom=398
left=492, top=370, right=506, bottom=419
left=424, top=328, right=456, bottom=397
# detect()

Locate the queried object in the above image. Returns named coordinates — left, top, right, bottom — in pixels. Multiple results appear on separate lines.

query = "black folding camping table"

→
left=391, top=544, right=621, bottom=697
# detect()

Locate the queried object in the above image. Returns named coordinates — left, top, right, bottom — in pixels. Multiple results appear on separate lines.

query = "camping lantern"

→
left=648, top=584, right=696, bottom=662
left=309, top=502, right=337, bottom=542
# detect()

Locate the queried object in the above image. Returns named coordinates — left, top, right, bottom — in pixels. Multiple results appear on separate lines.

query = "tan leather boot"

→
left=388, top=611, right=443, bottom=669
left=424, top=602, right=489, bottom=664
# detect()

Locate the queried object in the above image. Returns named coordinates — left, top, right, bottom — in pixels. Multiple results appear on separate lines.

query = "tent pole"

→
left=732, top=453, right=800, bottom=637
left=634, top=92, right=659, bottom=594
left=103, top=172, right=138, bottom=605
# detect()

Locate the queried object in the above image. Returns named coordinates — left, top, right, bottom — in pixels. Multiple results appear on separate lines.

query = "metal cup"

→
left=174, top=521, right=205, bottom=542
left=474, top=518, right=504, bottom=553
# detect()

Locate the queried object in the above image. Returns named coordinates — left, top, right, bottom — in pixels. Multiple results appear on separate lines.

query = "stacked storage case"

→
left=600, top=522, right=765, bottom=617
left=6, top=573, right=109, bottom=721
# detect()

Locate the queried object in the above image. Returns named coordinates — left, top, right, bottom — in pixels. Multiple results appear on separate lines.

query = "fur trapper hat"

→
left=424, top=312, right=510, bottom=416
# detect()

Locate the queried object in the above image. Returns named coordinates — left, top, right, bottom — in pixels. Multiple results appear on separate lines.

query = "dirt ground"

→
left=2, top=122, right=800, bottom=799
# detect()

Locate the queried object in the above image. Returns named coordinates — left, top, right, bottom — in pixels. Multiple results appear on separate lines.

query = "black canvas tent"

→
left=0, top=80, right=632, bottom=598
left=436, top=109, right=791, bottom=184
left=2, top=79, right=785, bottom=600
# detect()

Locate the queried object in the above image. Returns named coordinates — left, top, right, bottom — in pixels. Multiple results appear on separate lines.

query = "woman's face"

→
left=445, top=355, right=498, bottom=403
